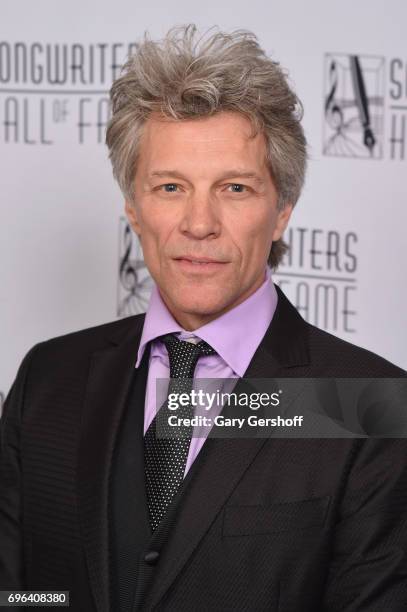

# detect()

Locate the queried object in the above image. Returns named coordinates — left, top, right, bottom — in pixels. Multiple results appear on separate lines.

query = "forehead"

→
left=137, top=111, right=268, bottom=172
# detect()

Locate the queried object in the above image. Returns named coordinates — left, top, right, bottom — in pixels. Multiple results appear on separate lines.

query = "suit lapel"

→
left=143, top=286, right=311, bottom=609
left=77, top=314, right=145, bottom=612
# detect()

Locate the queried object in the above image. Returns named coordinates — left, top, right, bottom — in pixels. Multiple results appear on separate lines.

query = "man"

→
left=1, top=23, right=406, bottom=612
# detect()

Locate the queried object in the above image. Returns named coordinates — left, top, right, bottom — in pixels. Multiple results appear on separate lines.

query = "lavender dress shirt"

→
left=135, top=265, right=278, bottom=477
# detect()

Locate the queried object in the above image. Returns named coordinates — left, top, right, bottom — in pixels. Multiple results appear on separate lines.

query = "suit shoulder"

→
left=306, top=322, right=406, bottom=376
left=30, top=313, right=146, bottom=360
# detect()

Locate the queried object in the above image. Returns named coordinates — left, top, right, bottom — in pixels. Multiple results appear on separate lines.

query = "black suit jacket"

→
left=1, top=286, right=407, bottom=611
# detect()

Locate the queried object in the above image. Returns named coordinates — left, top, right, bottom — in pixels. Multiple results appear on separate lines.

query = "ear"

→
left=125, top=199, right=141, bottom=237
left=272, top=203, right=293, bottom=241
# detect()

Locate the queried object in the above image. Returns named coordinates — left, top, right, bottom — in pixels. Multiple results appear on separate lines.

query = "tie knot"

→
left=160, top=332, right=216, bottom=356
left=158, top=333, right=216, bottom=379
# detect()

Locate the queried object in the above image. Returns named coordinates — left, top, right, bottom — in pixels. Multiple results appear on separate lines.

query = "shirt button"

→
left=144, top=550, right=160, bottom=565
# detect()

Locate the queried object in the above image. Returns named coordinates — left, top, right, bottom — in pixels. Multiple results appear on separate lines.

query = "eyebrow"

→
left=149, top=169, right=265, bottom=185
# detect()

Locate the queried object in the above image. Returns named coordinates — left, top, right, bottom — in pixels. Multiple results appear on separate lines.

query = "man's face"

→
left=125, top=110, right=292, bottom=330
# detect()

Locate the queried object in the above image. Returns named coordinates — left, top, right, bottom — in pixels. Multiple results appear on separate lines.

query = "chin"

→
left=172, top=293, right=230, bottom=317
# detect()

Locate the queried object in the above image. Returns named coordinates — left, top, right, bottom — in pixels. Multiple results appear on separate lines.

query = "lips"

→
left=173, top=256, right=229, bottom=274
left=183, top=260, right=212, bottom=265
left=175, top=256, right=226, bottom=264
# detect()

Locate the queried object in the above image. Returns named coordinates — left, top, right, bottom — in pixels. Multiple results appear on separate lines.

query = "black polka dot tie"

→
left=144, top=333, right=216, bottom=532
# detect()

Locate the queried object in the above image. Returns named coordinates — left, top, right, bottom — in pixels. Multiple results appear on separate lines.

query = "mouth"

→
left=173, top=257, right=229, bottom=273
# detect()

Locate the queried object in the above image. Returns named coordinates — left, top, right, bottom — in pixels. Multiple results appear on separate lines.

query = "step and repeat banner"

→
left=1, top=0, right=406, bottom=413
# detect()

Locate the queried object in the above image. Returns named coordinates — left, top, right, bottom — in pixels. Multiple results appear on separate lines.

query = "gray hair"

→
left=106, top=24, right=307, bottom=268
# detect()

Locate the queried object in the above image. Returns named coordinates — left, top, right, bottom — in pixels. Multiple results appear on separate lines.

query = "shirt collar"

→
left=135, top=265, right=278, bottom=377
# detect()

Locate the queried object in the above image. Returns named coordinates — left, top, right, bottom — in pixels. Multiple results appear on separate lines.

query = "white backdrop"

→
left=1, top=0, right=407, bottom=414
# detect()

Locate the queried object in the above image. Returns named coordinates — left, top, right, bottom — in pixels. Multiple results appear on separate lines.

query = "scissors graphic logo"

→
left=323, top=54, right=385, bottom=158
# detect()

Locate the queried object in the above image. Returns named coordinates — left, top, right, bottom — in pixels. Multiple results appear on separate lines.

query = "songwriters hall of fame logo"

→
left=117, top=217, right=154, bottom=316
left=0, top=41, right=137, bottom=145
left=323, top=53, right=385, bottom=159
left=274, top=226, right=358, bottom=335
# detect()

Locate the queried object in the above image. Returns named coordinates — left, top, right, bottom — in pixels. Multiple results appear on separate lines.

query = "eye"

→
left=160, top=183, right=179, bottom=192
left=226, top=183, right=248, bottom=193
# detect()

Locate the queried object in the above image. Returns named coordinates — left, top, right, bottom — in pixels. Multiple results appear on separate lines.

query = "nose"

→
left=178, top=191, right=221, bottom=240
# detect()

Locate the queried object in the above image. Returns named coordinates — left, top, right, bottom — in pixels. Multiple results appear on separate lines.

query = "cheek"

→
left=227, top=205, right=275, bottom=251
left=137, top=205, right=177, bottom=256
